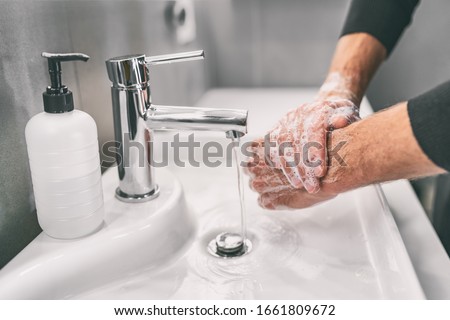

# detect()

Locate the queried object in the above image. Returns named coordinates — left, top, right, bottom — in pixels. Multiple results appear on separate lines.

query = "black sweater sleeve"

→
left=341, top=0, right=420, bottom=56
left=408, top=82, right=450, bottom=171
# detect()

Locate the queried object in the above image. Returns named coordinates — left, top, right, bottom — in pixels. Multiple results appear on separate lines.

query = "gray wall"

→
left=203, top=0, right=350, bottom=87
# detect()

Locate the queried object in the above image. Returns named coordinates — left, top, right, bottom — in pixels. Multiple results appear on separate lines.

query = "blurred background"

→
left=1, top=0, right=449, bottom=268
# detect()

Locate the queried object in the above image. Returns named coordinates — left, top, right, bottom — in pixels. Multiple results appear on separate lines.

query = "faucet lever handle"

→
left=145, top=50, right=204, bottom=66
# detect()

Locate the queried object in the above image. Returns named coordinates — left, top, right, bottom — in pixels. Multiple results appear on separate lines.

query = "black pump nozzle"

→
left=42, top=52, right=90, bottom=113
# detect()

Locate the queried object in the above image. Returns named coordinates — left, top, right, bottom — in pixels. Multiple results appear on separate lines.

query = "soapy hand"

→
left=266, top=98, right=359, bottom=193
left=245, top=72, right=361, bottom=209
left=257, top=177, right=338, bottom=210
left=244, top=138, right=339, bottom=209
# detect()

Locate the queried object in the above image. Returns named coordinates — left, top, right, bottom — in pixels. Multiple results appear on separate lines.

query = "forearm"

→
left=324, top=102, right=446, bottom=194
left=316, top=33, right=386, bottom=106
left=318, top=0, right=421, bottom=105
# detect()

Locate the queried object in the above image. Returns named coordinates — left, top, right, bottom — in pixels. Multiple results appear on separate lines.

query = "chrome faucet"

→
left=105, top=50, right=248, bottom=202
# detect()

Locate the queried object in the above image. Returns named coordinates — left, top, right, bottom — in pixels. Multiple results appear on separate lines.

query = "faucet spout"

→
left=105, top=50, right=248, bottom=203
left=145, top=105, right=248, bottom=137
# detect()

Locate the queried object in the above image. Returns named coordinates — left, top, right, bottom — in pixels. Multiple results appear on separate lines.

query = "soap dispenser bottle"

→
left=25, top=52, right=104, bottom=239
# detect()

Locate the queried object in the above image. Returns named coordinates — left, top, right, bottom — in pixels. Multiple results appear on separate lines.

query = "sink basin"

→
left=73, top=163, right=424, bottom=299
left=0, top=168, right=195, bottom=299
left=0, top=88, right=424, bottom=299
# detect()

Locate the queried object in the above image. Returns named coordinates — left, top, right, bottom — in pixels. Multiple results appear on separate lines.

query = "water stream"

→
left=207, top=134, right=252, bottom=258
left=233, top=135, right=247, bottom=244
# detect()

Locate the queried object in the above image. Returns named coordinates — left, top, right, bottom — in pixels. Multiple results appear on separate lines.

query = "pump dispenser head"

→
left=42, top=52, right=89, bottom=113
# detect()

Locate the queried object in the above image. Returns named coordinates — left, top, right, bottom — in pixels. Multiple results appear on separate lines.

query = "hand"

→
left=247, top=102, right=447, bottom=210
left=245, top=33, right=391, bottom=208
left=256, top=33, right=387, bottom=194
left=268, top=98, right=359, bottom=193
left=246, top=123, right=353, bottom=210
left=245, top=137, right=341, bottom=210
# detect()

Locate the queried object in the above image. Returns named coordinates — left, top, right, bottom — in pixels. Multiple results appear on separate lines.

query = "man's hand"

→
left=247, top=102, right=446, bottom=211
left=269, top=97, right=359, bottom=194
left=248, top=164, right=339, bottom=210
left=246, top=127, right=349, bottom=210
left=247, top=33, right=387, bottom=195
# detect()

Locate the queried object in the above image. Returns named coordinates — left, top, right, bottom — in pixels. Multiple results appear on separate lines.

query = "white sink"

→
left=72, top=163, right=424, bottom=299
left=0, top=88, right=425, bottom=299
left=0, top=168, right=195, bottom=299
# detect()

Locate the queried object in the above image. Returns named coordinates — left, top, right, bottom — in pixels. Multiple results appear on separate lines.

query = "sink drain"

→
left=207, top=232, right=252, bottom=258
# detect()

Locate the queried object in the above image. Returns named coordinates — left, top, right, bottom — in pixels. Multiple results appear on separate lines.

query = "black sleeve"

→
left=341, top=0, right=420, bottom=56
left=408, top=81, right=450, bottom=171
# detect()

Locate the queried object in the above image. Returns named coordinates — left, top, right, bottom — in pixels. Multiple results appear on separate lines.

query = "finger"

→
left=279, top=155, right=304, bottom=189
left=328, top=100, right=360, bottom=129
left=302, top=167, right=321, bottom=194
left=294, top=143, right=321, bottom=194
left=251, top=179, right=292, bottom=194
left=301, top=125, right=327, bottom=179
left=258, top=190, right=300, bottom=210
left=247, top=138, right=264, bottom=159
left=243, top=139, right=267, bottom=177
left=246, top=138, right=265, bottom=155
left=332, top=99, right=357, bottom=108
left=291, top=115, right=324, bottom=192
left=280, top=190, right=336, bottom=209
left=269, top=126, right=282, bottom=141
left=250, top=171, right=293, bottom=193
left=243, top=158, right=259, bottom=177
left=276, top=129, right=305, bottom=189
left=258, top=193, right=279, bottom=210
left=329, top=113, right=358, bottom=129
left=328, top=106, right=360, bottom=129
left=245, top=160, right=274, bottom=178
left=243, top=164, right=255, bottom=178
left=259, top=189, right=334, bottom=210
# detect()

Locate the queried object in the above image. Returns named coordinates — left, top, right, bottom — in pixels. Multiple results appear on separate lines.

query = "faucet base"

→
left=115, top=186, right=160, bottom=203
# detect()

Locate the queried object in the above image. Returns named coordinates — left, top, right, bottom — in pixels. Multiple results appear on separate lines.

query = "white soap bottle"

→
left=25, top=52, right=104, bottom=239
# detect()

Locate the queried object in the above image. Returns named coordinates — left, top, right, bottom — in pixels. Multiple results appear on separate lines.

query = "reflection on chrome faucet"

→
left=105, top=50, right=248, bottom=203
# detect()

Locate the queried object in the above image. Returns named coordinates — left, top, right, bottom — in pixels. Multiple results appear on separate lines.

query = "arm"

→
left=269, top=33, right=385, bottom=194
left=256, top=102, right=446, bottom=210
left=316, top=33, right=386, bottom=106
left=262, top=0, right=421, bottom=194
left=327, top=102, right=445, bottom=191
left=328, top=0, right=421, bottom=102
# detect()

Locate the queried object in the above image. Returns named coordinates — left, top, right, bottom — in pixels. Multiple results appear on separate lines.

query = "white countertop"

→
left=382, top=180, right=450, bottom=299
left=196, top=88, right=450, bottom=299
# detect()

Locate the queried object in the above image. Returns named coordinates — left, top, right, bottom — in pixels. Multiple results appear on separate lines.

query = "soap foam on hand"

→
left=25, top=52, right=104, bottom=239
left=267, top=98, right=359, bottom=194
